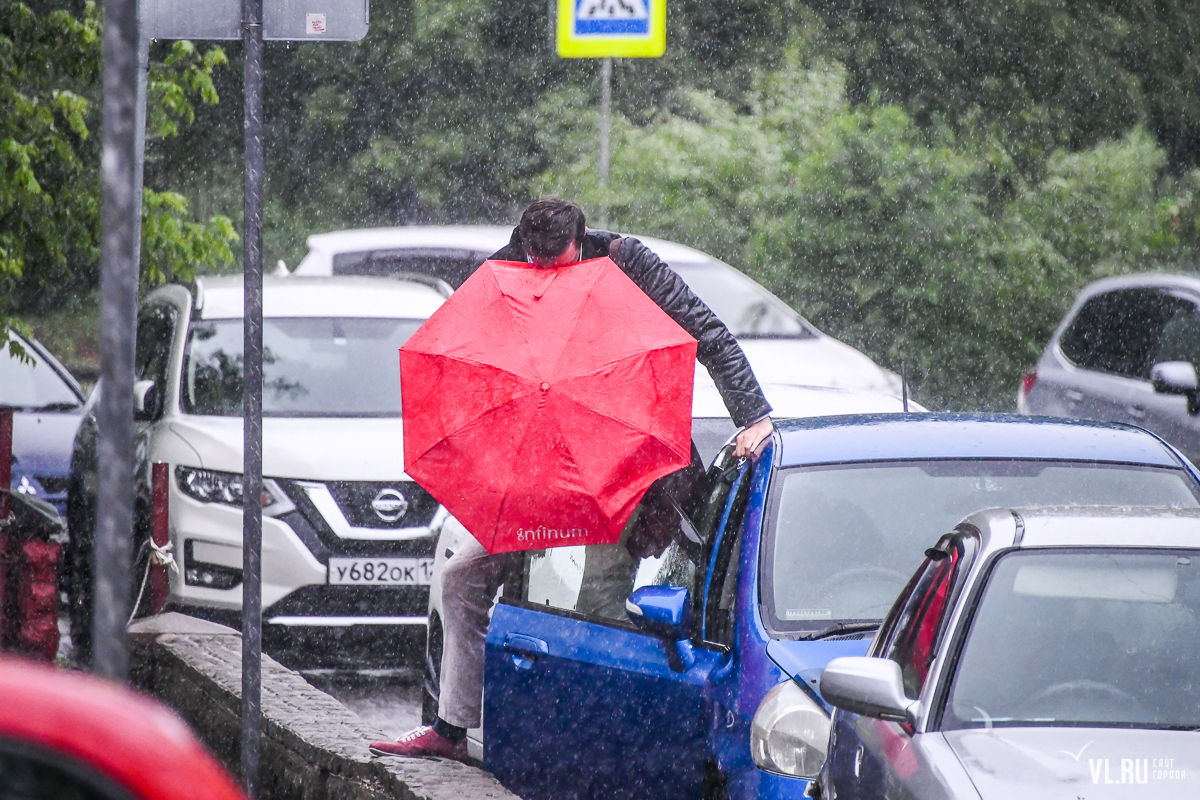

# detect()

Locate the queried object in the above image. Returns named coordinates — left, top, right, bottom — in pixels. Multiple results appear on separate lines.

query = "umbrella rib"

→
left=487, top=391, right=553, bottom=537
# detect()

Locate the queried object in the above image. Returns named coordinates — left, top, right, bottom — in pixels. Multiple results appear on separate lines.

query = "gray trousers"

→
left=437, top=535, right=507, bottom=729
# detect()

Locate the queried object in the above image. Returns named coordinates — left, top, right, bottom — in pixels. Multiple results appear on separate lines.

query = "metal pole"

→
left=599, top=57, right=611, bottom=188
left=133, top=35, right=149, bottom=269
left=240, top=0, right=264, bottom=791
left=95, top=0, right=140, bottom=682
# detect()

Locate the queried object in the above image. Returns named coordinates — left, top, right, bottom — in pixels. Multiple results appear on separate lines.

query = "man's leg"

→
left=436, top=534, right=507, bottom=729
left=370, top=535, right=506, bottom=759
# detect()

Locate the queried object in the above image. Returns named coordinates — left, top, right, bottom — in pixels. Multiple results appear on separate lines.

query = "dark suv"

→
left=1019, top=274, right=1200, bottom=463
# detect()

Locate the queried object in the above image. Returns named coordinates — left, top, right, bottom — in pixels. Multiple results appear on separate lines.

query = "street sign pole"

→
left=556, top=0, right=665, bottom=198
left=95, top=0, right=140, bottom=683
left=240, top=0, right=265, bottom=791
left=599, top=57, right=611, bottom=188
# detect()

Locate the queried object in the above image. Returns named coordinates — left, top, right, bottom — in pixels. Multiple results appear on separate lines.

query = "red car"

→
left=0, top=657, right=245, bottom=799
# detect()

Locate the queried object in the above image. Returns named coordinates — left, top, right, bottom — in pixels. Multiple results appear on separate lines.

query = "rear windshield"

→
left=0, top=342, right=81, bottom=411
left=181, top=317, right=423, bottom=417
left=763, top=460, right=1200, bottom=634
left=945, top=549, right=1200, bottom=730
left=671, top=262, right=811, bottom=338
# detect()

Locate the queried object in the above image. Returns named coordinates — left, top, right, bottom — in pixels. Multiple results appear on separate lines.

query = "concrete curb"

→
left=129, top=613, right=517, bottom=800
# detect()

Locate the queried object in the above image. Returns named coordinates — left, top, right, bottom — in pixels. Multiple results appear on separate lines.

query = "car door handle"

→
left=1065, top=390, right=1084, bottom=402
left=1127, top=404, right=1146, bottom=419
left=502, top=634, right=548, bottom=669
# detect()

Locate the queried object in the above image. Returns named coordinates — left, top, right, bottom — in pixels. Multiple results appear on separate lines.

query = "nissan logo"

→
left=371, top=488, right=409, bottom=523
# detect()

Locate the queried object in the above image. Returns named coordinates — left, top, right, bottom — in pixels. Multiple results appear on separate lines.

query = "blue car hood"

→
left=766, top=638, right=871, bottom=703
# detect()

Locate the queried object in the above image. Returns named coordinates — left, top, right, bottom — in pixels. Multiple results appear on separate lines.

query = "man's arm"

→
left=611, top=236, right=773, bottom=441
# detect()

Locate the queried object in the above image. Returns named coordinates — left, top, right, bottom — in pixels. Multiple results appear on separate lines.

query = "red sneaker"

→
left=369, top=725, right=469, bottom=762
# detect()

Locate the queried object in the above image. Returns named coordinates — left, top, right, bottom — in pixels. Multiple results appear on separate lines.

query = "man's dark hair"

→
left=519, top=198, right=586, bottom=259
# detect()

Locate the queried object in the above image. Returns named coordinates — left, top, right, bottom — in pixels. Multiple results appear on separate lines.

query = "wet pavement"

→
left=301, top=669, right=424, bottom=739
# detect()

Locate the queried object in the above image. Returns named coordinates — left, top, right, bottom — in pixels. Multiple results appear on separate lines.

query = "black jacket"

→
left=490, top=227, right=772, bottom=427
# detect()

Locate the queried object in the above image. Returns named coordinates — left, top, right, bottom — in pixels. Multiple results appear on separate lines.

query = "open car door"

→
left=483, top=449, right=753, bottom=800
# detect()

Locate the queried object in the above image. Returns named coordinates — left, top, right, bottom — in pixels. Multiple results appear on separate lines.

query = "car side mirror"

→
left=1151, top=361, right=1198, bottom=394
left=1151, top=362, right=1200, bottom=414
left=626, top=585, right=690, bottom=639
left=134, top=380, right=158, bottom=421
left=819, top=656, right=921, bottom=726
left=626, top=586, right=695, bottom=672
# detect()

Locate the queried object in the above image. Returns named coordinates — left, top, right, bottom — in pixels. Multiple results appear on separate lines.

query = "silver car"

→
left=1019, top=274, right=1200, bottom=464
left=817, top=506, right=1200, bottom=800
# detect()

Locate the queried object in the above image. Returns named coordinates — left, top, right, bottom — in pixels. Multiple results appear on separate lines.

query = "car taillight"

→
left=1021, top=370, right=1038, bottom=396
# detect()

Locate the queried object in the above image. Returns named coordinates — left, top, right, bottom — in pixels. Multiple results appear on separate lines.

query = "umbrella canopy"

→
left=400, top=257, right=697, bottom=553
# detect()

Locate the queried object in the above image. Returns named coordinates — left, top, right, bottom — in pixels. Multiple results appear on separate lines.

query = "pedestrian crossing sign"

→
left=557, top=0, right=666, bottom=58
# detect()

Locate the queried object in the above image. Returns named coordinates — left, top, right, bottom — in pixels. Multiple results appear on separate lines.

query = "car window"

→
left=181, top=317, right=423, bottom=417
left=943, top=548, right=1200, bottom=731
left=0, top=746, right=135, bottom=800
left=874, top=533, right=974, bottom=699
left=1059, top=288, right=1192, bottom=378
left=0, top=339, right=81, bottom=411
left=670, top=262, right=812, bottom=339
left=1152, top=299, right=1200, bottom=368
left=332, top=250, right=482, bottom=288
left=524, top=450, right=730, bottom=627
left=761, top=460, right=1200, bottom=636
left=135, top=304, right=177, bottom=418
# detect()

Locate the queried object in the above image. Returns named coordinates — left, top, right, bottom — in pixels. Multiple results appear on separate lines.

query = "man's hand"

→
left=734, top=417, right=773, bottom=458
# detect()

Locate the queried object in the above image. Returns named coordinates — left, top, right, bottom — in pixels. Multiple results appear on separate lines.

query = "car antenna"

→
left=901, top=361, right=909, bottom=412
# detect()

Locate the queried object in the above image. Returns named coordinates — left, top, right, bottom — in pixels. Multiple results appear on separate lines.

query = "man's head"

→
left=519, top=198, right=586, bottom=267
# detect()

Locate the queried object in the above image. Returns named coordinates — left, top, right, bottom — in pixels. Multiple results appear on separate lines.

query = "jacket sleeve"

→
left=614, top=237, right=772, bottom=428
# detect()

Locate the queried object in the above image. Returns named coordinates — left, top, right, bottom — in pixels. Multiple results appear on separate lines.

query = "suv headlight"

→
left=175, top=467, right=295, bottom=517
left=750, top=678, right=830, bottom=778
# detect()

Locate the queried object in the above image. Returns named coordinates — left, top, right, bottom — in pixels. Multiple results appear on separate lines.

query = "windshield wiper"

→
left=797, top=621, right=882, bottom=641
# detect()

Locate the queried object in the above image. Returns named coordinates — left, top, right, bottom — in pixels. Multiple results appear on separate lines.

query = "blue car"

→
left=482, top=414, right=1200, bottom=800
left=2, top=332, right=87, bottom=515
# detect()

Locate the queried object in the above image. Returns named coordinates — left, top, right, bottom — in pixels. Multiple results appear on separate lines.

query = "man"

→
left=370, top=198, right=773, bottom=760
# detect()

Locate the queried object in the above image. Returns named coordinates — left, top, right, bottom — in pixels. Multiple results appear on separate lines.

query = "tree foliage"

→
left=0, top=1, right=235, bottom=356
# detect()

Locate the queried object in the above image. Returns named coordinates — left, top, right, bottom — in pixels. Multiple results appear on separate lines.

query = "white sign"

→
left=143, top=0, right=369, bottom=41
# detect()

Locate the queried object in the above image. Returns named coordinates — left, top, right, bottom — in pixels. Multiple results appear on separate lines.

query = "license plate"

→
left=327, top=558, right=434, bottom=586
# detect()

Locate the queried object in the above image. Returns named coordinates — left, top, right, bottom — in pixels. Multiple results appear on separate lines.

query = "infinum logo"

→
left=371, top=489, right=408, bottom=522
left=516, top=526, right=588, bottom=543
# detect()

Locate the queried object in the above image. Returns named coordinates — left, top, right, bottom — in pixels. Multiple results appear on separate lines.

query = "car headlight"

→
left=175, top=467, right=295, bottom=517
left=750, top=678, right=831, bottom=778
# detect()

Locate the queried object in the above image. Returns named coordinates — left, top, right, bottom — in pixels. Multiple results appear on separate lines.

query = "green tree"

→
left=0, top=1, right=235, bottom=357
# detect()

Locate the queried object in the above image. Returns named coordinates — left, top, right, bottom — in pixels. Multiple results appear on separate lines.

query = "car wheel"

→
left=422, top=611, right=443, bottom=725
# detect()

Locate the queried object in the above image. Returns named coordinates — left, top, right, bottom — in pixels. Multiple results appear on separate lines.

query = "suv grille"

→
left=326, top=481, right=440, bottom=529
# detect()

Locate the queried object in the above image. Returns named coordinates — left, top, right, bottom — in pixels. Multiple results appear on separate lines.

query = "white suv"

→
left=291, top=226, right=904, bottom=400
left=66, top=275, right=449, bottom=667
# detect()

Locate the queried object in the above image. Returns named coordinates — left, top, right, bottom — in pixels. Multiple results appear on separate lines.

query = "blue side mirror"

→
left=626, top=585, right=691, bottom=640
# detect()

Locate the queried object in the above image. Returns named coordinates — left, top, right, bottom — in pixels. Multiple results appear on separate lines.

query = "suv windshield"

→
left=181, top=317, right=423, bottom=417
left=945, top=549, right=1200, bottom=730
left=0, top=341, right=81, bottom=411
left=671, top=262, right=810, bottom=338
left=763, top=460, right=1200, bottom=634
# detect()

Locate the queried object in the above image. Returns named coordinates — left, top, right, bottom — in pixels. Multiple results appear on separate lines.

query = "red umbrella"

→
left=400, top=256, right=697, bottom=553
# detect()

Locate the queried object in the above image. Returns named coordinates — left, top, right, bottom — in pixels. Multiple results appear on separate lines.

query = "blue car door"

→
left=484, top=453, right=753, bottom=800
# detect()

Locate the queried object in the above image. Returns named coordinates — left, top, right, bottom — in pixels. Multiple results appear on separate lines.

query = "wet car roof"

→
left=965, top=505, right=1200, bottom=550
left=193, top=275, right=447, bottom=320
left=774, top=413, right=1183, bottom=468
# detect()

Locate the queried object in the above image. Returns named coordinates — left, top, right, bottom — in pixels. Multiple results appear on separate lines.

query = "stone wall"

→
left=129, top=613, right=517, bottom=800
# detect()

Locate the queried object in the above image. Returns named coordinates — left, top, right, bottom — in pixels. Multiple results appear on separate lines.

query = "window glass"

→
left=135, top=305, right=177, bottom=418
left=1152, top=300, right=1200, bottom=367
left=945, top=549, right=1200, bottom=730
left=879, top=541, right=965, bottom=698
left=1059, top=289, right=1189, bottom=378
left=332, top=250, right=480, bottom=289
left=670, top=263, right=811, bottom=338
left=0, top=341, right=80, bottom=410
left=182, top=317, right=423, bottom=417
left=0, top=747, right=133, bottom=800
left=764, top=460, right=1200, bottom=635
